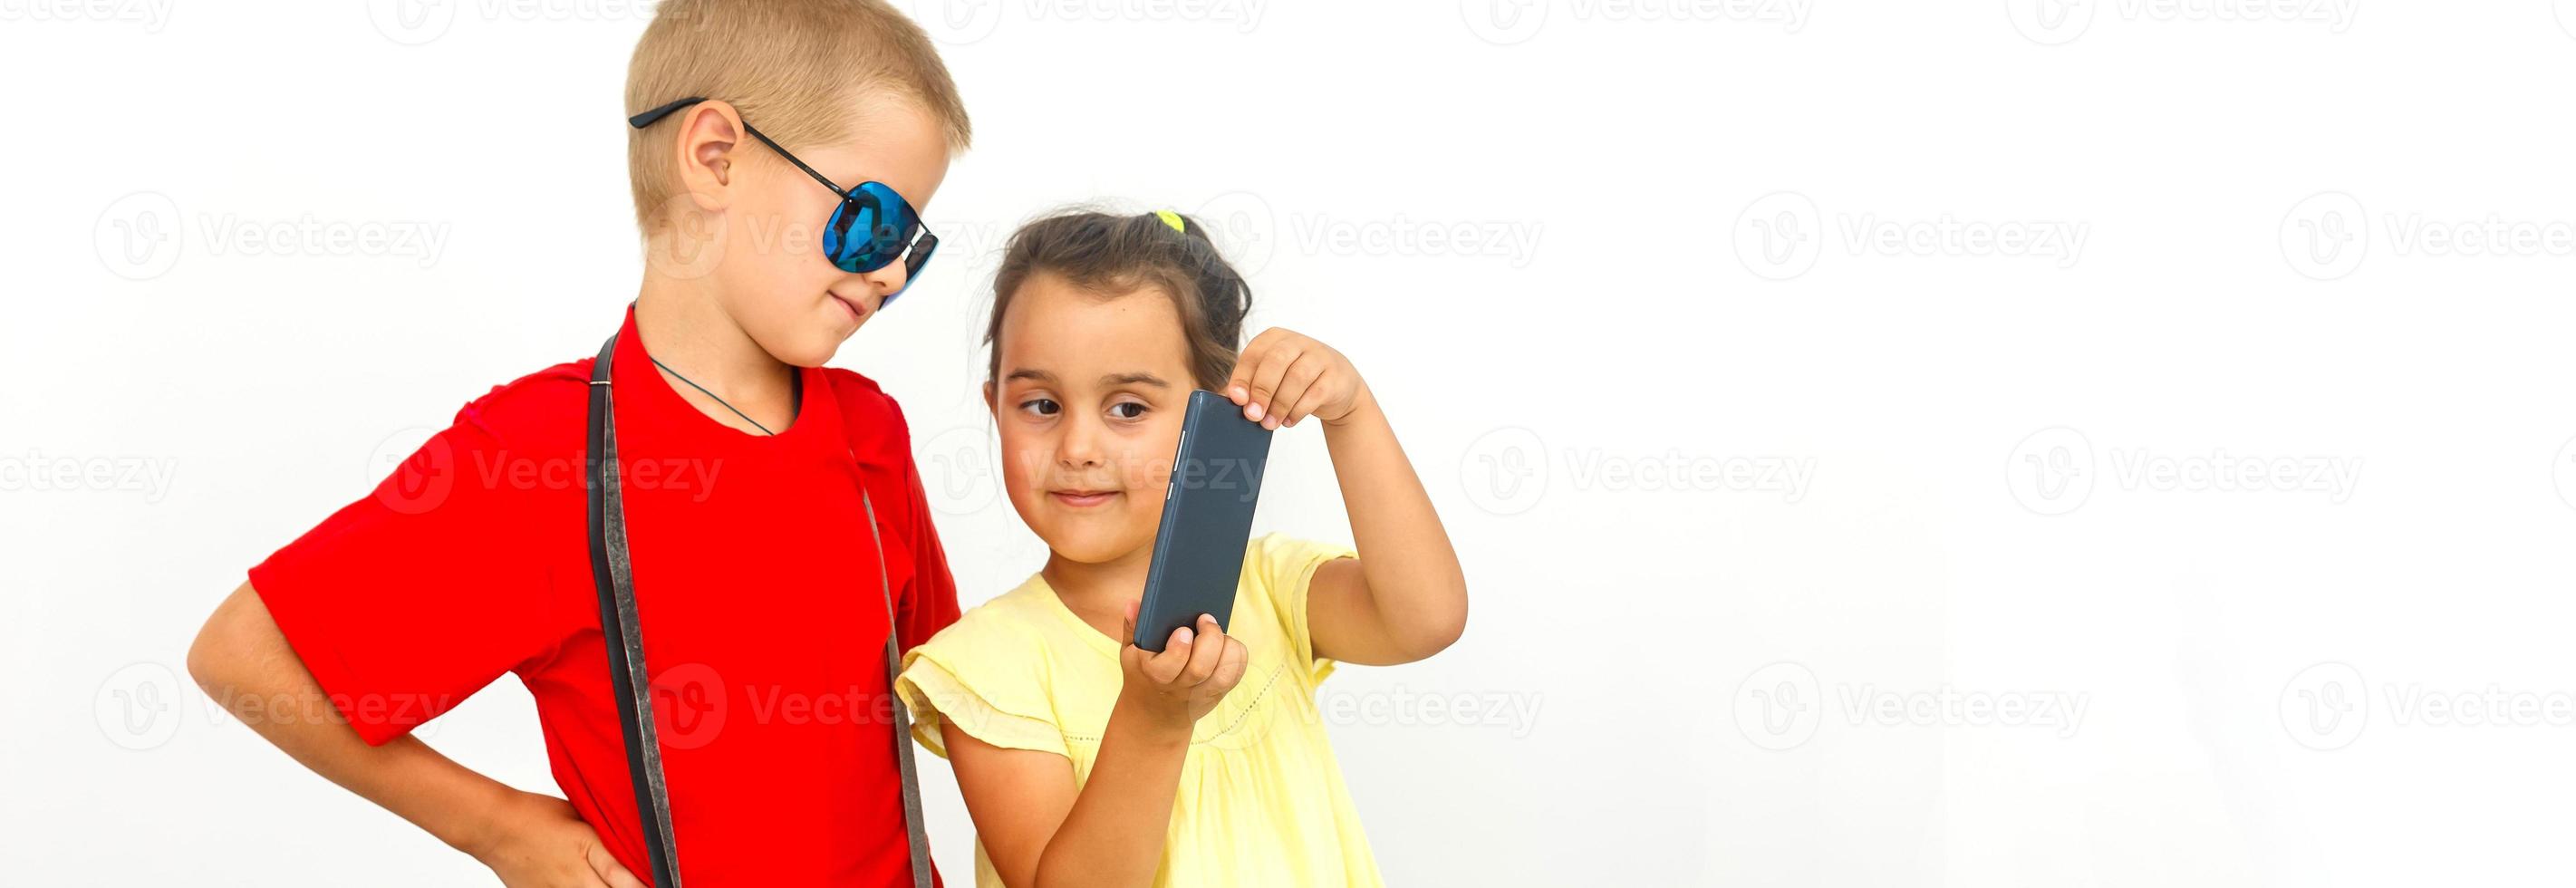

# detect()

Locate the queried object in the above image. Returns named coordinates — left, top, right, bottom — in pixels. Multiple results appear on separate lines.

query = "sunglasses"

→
left=629, top=97, right=939, bottom=304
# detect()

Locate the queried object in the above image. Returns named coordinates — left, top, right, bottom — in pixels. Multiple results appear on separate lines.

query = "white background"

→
left=7, top=0, right=2576, bottom=884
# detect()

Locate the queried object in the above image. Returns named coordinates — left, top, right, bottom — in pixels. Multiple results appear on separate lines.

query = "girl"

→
left=895, top=209, right=1470, bottom=887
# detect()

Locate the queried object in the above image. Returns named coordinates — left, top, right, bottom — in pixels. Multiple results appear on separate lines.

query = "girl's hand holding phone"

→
left=1225, top=327, right=1372, bottom=430
left=1117, top=601, right=1249, bottom=731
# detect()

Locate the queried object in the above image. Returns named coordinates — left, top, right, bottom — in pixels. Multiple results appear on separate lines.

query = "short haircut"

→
left=623, top=0, right=971, bottom=228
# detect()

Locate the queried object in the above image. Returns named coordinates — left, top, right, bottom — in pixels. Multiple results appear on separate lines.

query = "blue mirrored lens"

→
left=820, top=181, right=922, bottom=275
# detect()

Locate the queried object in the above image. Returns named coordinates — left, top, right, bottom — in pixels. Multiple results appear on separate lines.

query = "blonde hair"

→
left=624, top=0, right=971, bottom=228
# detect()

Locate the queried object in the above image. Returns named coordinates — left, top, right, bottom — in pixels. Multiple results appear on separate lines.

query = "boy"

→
left=185, top=2, right=971, bottom=884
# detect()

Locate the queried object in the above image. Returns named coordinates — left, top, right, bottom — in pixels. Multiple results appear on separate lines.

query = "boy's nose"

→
left=854, top=261, right=911, bottom=301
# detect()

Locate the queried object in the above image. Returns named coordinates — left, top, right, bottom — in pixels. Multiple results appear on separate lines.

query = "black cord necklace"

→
left=650, top=356, right=794, bottom=436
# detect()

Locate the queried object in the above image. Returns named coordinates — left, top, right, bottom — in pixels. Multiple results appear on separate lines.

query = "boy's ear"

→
left=670, top=101, right=746, bottom=211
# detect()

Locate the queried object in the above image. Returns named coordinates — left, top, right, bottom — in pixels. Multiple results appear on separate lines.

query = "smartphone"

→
left=1133, top=389, right=1275, bottom=652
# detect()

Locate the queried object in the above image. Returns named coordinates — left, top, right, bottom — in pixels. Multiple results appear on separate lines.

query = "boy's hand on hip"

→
left=1225, top=327, right=1370, bottom=430
left=1117, top=601, right=1249, bottom=732
left=470, top=789, right=647, bottom=888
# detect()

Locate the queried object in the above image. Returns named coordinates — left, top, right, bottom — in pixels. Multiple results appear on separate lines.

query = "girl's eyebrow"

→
left=1102, top=372, right=1169, bottom=388
left=1003, top=368, right=1056, bottom=383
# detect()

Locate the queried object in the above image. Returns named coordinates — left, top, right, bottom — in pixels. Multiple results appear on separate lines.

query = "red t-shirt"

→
left=249, top=308, right=958, bottom=887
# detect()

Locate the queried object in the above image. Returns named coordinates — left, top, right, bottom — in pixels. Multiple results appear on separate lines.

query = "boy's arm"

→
left=188, top=582, right=644, bottom=888
left=1223, top=328, right=1471, bottom=666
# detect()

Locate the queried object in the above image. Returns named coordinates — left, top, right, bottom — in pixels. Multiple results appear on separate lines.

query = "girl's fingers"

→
left=1268, top=356, right=1329, bottom=429
left=1210, top=637, right=1250, bottom=689
left=1238, top=343, right=1302, bottom=423
left=1143, top=626, right=1195, bottom=684
left=1224, top=328, right=1285, bottom=405
left=1179, top=614, right=1227, bottom=686
left=1121, top=598, right=1139, bottom=646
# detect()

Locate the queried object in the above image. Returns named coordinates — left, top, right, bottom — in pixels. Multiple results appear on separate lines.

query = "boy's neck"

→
left=632, top=279, right=800, bottom=430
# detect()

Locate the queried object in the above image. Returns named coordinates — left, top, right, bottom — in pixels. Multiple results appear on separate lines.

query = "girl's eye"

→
left=1108, top=401, right=1148, bottom=420
left=1019, top=398, right=1061, bottom=417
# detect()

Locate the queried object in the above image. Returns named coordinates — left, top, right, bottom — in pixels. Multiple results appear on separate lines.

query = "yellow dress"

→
left=895, top=535, right=1384, bottom=888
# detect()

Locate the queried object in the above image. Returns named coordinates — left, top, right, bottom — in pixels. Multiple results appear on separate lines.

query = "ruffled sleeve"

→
left=896, top=622, right=1068, bottom=759
left=1242, top=534, right=1358, bottom=686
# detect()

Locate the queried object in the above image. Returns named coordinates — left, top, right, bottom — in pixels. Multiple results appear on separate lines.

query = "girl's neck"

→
left=1041, top=543, right=1155, bottom=636
left=633, top=282, right=800, bottom=431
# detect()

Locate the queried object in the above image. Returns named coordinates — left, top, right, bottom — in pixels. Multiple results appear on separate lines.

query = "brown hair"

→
left=987, top=210, right=1253, bottom=391
left=624, top=0, right=972, bottom=228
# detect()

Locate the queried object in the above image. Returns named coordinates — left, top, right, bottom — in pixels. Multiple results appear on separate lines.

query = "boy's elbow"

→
left=187, top=583, right=263, bottom=700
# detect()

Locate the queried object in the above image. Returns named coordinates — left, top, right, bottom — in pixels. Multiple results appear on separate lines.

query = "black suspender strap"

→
left=584, top=333, right=931, bottom=888
left=587, top=334, right=683, bottom=886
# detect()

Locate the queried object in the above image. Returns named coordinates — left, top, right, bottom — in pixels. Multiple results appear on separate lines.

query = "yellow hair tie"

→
left=1153, top=210, right=1187, bottom=234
